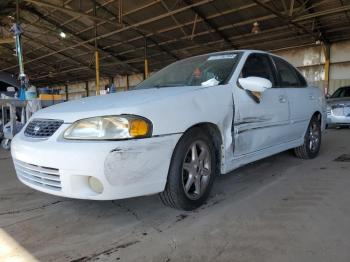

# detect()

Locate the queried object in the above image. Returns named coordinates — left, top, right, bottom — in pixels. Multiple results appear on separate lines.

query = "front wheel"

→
left=160, top=128, right=216, bottom=210
left=1, top=139, right=11, bottom=150
left=294, top=115, right=321, bottom=159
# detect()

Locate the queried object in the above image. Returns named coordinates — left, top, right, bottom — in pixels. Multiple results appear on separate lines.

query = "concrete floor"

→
left=0, top=129, right=350, bottom=262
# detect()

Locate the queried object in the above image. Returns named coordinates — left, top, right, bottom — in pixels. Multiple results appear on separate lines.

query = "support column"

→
left=85, top=81, right=89, bottom=97
left=144, top=38, right=149, bottom=79
left=95, top=50, right=100, bottom=95
left=94, top=3, right=100, bottom=96
left=13, top=0, right=27, bottom=100
left=126, top=74, right=129, bottom=91
left=323, top=44, right=330, bottom=95
left=65, top=84, right=68, bottom=101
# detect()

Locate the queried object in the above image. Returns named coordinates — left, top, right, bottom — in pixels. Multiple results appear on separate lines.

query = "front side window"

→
left=136, top=52, right=241, bottom=89
left=241, top=54, right=276, bottom=86
left=331, top=87, right=350, bottom=98
left=273, top=57, right=302, bottom=87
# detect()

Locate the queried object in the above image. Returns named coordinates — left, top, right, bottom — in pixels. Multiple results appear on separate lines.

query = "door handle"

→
left=279, top=95, right=287, bottom=103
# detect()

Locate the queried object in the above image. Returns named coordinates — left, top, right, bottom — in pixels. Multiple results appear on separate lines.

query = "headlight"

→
left=63, top=115, right=152, bottom=140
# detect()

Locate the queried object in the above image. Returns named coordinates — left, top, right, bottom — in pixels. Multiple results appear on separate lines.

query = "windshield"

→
left=331, top=87, right=350, bottom=98
left=136, top=52, right=241, bottom=89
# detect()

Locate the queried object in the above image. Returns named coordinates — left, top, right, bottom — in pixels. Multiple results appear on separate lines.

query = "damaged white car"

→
left=11, top=50, right=326, bottom=210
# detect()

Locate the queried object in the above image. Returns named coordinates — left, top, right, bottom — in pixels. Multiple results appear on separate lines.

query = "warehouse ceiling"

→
left=0, top=0, right=350, bottom=86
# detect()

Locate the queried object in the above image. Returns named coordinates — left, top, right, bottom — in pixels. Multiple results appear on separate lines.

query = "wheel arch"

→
left=302, top=110, right=323, bottom=139
left=312, top=111, right=322, bottom=123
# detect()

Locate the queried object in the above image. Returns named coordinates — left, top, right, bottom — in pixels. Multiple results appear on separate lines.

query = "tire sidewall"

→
left=304, top=116, right=321, bottom=158
left=167, top=128, right=216, bottom=210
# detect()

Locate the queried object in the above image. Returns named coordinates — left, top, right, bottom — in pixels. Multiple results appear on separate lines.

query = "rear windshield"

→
left=136, top=52, right=241, bottom=89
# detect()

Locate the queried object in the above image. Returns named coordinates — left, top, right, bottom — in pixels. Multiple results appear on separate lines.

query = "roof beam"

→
left=1, top=0, right=213, bottom=72
left=182, top=0, right=237, bottom=48
left=18, top=0, right=274, bottom=74
left=251, top=0, right=320, bottom=41
left=160, top=0, right=188, bottom=37
left=21, top=0, right=162, bottom=57
left=300, top=0, right=329, bottom=44
left=293, top=4, right=350, bottom=21
left=0, top=42, right=57, bottom=76
left=21, top=2, right=339, bottom=75
left=339, top=0, right=350, bottom=26
left=89, top=0, right=179, bottom=60
left=18, top=6, right=308, bottom=74
left=21, top=34, right=114, bottom=77
left=25, top=6, right=140, bottom=73
left=23, top=0, right=122, bottom=26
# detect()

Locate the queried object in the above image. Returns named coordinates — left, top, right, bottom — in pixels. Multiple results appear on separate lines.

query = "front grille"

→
left=24, top=119, right=63, bottom=138
left=14, top=159, right=61, bottom=191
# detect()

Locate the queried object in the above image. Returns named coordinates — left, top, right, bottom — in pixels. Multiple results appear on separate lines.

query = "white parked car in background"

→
left=11, top=50, right=326, bottom=210
left=326, top=86, right=350, bottom=127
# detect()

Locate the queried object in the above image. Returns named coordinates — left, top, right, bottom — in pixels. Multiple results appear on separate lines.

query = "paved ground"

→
left=0, top=129, right=350, bottom=262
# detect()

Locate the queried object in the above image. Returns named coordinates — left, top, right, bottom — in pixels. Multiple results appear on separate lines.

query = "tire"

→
left=160, top=127, right=217, bottom=210
left=294, top=115, right=321, bottom=159
left=1, top=139, right=11, bottom=150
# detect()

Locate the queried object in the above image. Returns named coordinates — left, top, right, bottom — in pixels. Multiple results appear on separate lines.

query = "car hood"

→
left=33, top=86, right=207, bottom=123
left=326, top=97, right=350, bottom=107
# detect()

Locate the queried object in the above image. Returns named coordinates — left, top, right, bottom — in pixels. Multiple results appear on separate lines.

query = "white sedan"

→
left=11, top=50, right=326, bottom=210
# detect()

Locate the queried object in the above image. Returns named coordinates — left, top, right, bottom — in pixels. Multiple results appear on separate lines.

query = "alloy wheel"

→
left=309, top=122, right=320, bottom=153
left=182, top=140, right=212, bottom=200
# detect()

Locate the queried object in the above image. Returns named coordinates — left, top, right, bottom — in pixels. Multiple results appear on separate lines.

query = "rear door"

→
left=271, top=56, right=312, bottom=140
left=233, top=53, right=290, bottom=156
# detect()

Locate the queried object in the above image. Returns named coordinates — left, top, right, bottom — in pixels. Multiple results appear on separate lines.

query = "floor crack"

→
left=0, top=200, right=68, bottom=216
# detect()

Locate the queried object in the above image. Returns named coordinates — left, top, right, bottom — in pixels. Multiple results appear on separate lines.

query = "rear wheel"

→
left=294, top=115, right=321, bottom=159
left=160, top=128, right=216, bottom=210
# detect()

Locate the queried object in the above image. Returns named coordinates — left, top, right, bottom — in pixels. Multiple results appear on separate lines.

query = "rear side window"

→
left=332, top=87, right=350, bottom=98
left=241, top=54, right=276, bottom=86
left=345, top=88, right=350, bottom=97
left=273, top=57, right=304, bottom=88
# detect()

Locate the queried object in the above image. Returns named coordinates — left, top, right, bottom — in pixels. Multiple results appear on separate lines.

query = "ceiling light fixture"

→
left=251, top=22, right=261, bottom=34
left=59, top=31, right=66, bottom=38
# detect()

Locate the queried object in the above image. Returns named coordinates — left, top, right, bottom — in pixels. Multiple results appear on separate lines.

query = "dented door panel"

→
left=232, top=87, right=290, bottom=156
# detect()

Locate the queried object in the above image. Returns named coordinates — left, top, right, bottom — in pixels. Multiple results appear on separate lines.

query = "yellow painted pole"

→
left=144, top=37, right=149, bottom=79
left=95, top=50, right=100, bottom=95
left=144, top=58, right=149, bottom=79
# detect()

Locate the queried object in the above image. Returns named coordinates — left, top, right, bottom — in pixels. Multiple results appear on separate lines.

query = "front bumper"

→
left=11, top=124, right=181, bottom=200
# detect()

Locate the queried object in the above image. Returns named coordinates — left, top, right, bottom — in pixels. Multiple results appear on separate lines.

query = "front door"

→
left=233, top=53, right=290, bottom=156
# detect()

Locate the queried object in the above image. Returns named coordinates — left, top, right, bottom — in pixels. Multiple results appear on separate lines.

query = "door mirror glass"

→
left=238, top=77, right=272, bottom=92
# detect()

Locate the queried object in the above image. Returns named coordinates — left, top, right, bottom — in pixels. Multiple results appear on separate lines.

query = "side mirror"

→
left=325, top=93, right=331, bottom=99
left=238, top=77, right=272, bottom=92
